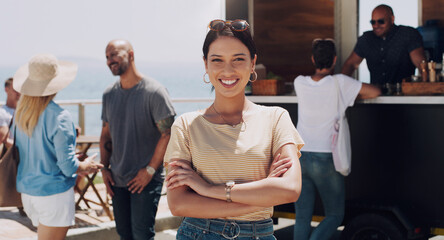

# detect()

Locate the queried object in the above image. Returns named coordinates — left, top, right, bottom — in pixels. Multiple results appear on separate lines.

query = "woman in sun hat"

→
left=12, top=54, right=103, bottom=240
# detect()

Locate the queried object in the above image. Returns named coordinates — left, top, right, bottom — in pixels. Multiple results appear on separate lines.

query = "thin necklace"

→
left=211, top=104, right=245, bottom=128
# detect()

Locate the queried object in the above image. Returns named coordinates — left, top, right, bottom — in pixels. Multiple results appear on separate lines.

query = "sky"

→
left=0, top=0, right=225, bottom=67
left=1, top=0, right=422, bottom=83
left=0, top=0, right=225, bottom=134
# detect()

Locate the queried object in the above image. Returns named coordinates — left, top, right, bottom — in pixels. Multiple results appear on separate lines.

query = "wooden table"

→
left=75, top=135, right=114, bottom=220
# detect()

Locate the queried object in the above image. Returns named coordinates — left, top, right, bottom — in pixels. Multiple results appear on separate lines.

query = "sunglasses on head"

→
left=209, top=19, right=249, bottom=32
left=370, top=19, right=385, bottom=25
left=312, top=38, right=335, bottom=47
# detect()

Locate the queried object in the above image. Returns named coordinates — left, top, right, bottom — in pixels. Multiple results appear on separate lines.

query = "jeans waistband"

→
left=182, top=217, right=273, bottom=239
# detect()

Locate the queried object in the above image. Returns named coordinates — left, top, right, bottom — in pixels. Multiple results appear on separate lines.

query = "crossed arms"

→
left=166, top=143, right=302, bottom=218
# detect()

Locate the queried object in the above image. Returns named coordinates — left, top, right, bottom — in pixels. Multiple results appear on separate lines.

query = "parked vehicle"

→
left=259, top=97, right=444, bottom=240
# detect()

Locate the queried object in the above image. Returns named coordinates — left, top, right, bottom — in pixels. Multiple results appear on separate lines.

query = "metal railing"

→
left=54, top=98, right=214, bottom=135
left=1, top=96, right=284, bottom=134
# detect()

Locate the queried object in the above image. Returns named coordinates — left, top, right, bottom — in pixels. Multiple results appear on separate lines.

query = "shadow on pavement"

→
left=0, top=208, right=36, bottom=232
left=274, top=224, right=342, bottom=240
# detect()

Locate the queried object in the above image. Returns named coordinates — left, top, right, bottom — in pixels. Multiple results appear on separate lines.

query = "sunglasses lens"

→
left=231, top=20, right=248, bottom=31
left=209, top=19, right=249, bottom=32
left=210, top=20, right=225, bottom=31
left=370, top=19, right=385, bottom=25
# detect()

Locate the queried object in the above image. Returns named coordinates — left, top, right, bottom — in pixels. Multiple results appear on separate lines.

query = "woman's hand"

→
left=77, top=153, right=103, bottom=176
left=268, top=153, right=293, bottom=178
left=75, top=152, right=88, bottom=161
left=166, top=160, right=212, bottom=196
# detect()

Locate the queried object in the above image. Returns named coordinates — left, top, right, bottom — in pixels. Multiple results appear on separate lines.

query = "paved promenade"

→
left=0, top=183, right=181, bottom=240
left=0, top=181, right=312, bottom=240
left=2, top=183, right=444, bottom=239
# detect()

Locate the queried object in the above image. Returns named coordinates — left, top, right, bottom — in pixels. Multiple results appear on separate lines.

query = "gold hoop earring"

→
left=249, top=71, right=258, bottom=82
left=203, top=73, right=210, bottom=84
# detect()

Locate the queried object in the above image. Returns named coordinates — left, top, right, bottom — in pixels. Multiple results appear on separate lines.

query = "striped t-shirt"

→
left=164, top=105, right=304, bottom=221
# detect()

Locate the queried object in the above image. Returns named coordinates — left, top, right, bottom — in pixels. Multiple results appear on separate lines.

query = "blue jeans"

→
left=177, top=217, right=276, bottom=240
left=112, top=179, right=163, bottom=240
left=294, top=152, right=345, bottom=240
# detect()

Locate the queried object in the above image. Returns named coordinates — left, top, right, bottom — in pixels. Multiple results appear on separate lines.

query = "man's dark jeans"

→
left=112, top=179, right=163, bottom=240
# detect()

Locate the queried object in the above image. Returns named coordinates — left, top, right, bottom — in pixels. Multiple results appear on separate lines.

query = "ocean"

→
left=0, top=58, right=215, bottom=136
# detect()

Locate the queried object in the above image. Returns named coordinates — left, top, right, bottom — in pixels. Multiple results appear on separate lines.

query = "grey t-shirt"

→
left=102, top=77, right=176, bottom=187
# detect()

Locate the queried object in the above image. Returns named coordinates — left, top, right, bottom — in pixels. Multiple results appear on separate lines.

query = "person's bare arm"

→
left=409, top=47, right=429, bottom=81
left=167, top=143, right=302, bottom=212
left=204, top=143, right=301, bottom=207
left=341, top=52, right=364, bottom=76
left=357, top=83, right=381, bottom=99
left=166, top=163, right=265, bottom=218
left=127, top=116, right=174, bottom=193
left=149, top=116, right=174, bottom=172
left=409, top=47, right=427, bottom=70
left=76, top=153, right=103, bottom=175
left=0, top=126, right=10, bottom=147
left=100, top=121, right=115, bottom=196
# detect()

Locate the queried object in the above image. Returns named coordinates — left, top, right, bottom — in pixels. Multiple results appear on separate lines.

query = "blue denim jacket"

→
left=15, top=101, right=79, bottom=196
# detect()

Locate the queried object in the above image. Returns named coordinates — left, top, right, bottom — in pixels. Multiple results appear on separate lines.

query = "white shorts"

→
left=21, top=187, right=75, bottom=227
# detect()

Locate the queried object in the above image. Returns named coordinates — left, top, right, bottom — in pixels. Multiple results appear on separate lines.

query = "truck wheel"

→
left=342, top=213, right=405, bottom=240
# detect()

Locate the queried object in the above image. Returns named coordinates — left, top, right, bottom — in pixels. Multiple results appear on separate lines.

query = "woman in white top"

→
left=164, top=19, right=304, bottom=239
left=293, top=39, right=381, bottom=240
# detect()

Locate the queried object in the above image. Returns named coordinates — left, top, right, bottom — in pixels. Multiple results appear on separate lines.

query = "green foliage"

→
left=93, top=175, right=104, bottom=184
left=267, top=71, right=283, bottom=81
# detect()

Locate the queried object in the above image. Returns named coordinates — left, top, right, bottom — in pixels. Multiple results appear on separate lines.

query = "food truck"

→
left=225, top=0, right=444, bottom=239
left=249, top=95, right=444, bottom=239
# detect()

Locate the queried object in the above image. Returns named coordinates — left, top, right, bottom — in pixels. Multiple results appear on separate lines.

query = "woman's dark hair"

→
left=202, top=21, right=256, bottom=60
left=312, top=40, right=336, bottom=70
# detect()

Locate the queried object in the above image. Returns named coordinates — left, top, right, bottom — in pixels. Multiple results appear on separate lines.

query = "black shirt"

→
left=354, top=25, right=424, bottom=85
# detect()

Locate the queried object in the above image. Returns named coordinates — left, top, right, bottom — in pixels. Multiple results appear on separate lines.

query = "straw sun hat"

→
left=13, top=54, right=78, bottom=96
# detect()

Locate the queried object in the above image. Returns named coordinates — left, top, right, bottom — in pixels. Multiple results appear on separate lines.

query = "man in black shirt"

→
left=341, top=4, right=426, bottom=85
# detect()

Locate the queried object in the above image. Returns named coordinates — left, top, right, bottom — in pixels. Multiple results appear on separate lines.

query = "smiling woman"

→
left=164, top=19, right=304, bottom=239
left=205, top=36, right=255, bottom=106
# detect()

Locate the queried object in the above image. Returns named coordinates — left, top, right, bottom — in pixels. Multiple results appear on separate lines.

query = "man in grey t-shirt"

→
left=101, top=39, right=175, bottom=240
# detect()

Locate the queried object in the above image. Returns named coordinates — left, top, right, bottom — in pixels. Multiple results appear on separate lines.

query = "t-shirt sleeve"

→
left=406, top=27, right=424, bottom=52
left=53, top=110, right=80, bottom=177
left=150, top=87, right=176, bottom=124
left=293, top=75, right=304, bottom=96
left=164, top=116, right=191, bottom=167
left=337, top=74, right=362, bottom=107
left=272, top=108, right=304, bottom=158
left=353, top=34, right=367, bottom=58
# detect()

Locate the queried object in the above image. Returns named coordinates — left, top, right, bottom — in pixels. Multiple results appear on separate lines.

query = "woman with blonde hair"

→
left=165, top=19, right=304, bottom=239
left=13, top=54, right=102, bottom=240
